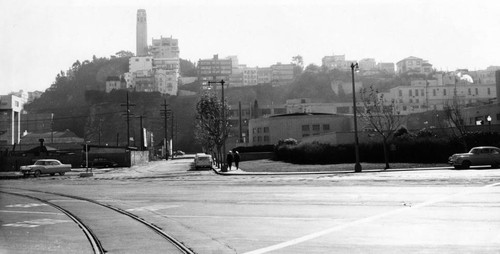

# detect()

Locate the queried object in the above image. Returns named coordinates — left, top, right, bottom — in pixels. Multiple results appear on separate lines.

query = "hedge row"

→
left=274, top=132, right=500, bottom=164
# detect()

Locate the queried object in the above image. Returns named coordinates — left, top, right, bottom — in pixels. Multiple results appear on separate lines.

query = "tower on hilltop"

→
left=136, top=9, right=148, bottom=57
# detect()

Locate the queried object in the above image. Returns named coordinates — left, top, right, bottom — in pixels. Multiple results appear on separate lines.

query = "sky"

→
left=1, top=0, right=500, bottom=95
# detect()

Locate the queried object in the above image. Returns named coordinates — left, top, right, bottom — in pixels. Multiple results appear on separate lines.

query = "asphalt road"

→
left=1, top=158, right=500, bottom=253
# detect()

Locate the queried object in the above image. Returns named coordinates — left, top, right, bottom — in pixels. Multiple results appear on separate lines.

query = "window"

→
left=433, top=89, right=436, bottom=96
left=443, top=89, right=447, bottom=96
left=263, top=127, right=269, bottom=133
left=475, top=88, right=479, bottom=95
left=263, top=136, right=270, bottom=142
left=257, top=136, right=262, bottom=142
left=302, top=125, right=310, bottom=131
left=398, top=90, right=402, bottom=97
left=257, top=127, right=262, bottom=133
left=337, top=106, right=349, bottom=114
left=302, top=134, right=310, bottom=137
left=312, top=124, right=320, bottom=131
left=409, top=90, right=413, bottom=96
left=415, top=89, right=419, bottom=96
left=323, top=124, right=330, bottom=131
left=468, top=88, right=471, bottom=95
left=488, top=88, right=491, bottom=95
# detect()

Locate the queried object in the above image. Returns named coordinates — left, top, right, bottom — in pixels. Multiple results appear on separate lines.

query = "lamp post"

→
left=351, top=62, right=362, bottom=172
left=208, top=79, right=227, bottom=169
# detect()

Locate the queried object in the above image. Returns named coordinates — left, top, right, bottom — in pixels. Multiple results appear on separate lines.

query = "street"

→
left=1, top=158, right=500, bottom=253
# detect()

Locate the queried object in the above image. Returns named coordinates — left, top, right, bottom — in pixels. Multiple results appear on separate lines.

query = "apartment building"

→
left=197, top=54, right=233, bottom=81
left=396, top=56, right=433, bottom=75
left=271, top=62, right=295, bottom=86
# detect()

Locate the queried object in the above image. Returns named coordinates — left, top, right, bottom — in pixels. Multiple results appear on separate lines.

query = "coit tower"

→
left=136, top=9, right=148, bottom=56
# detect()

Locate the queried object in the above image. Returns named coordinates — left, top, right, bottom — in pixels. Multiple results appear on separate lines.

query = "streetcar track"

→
left=2, top=188, right=196, bottom=254
left=0, top=190, right=106, bottom=254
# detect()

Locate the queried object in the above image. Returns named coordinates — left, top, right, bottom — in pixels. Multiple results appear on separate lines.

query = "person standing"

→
left=234, top=151, right=240, bottom=170
left=226, top=151, right=233, bottom=170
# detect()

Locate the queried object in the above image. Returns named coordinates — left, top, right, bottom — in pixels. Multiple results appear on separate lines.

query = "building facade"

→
left=198, top=54, right=233, bottom=81
left=271, top=63, right=295, bottom=85
left=0, top=94, right=24, bottom=145
left=396, top=56, right=433, bottom=75
left=248, top=113, right=351, bottom=146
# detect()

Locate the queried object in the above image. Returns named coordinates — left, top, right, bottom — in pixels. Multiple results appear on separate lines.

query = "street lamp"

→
left=207, top=79, right=227, bottom=170
left=351, top=62, right=362, bottom=172
left=487, top=115, right=492, bottom=132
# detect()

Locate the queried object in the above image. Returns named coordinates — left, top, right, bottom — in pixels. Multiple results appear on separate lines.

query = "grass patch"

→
left=240, top=159, right=449, bottom=173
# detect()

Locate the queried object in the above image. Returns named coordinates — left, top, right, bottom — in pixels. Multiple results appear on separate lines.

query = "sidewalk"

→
left=213, top=165, right=452, bottom=176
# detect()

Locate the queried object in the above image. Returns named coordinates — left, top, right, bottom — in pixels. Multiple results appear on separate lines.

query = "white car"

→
left=20, top=159, right=72, bottom=177
left=194, top=153, right=212, bottom=169
left=448, top=146, right=500, bottom=169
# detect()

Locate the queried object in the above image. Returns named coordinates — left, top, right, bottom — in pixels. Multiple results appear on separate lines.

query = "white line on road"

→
left=0, top=210, right=62, bottom=215
left=165, top=215, right=342, bottom=221
left=244, top=182, right=500, bottom=254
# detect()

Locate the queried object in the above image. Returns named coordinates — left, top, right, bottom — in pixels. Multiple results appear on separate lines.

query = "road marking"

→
left=6, top=203, right=48, bottom=208
left=126, top=204, right=180, bottom=212
left=2, top=218, right=71, bottom=228
left=0, top=210, right=62, bottom=215
left=165, top=215, right=342, bottom=221
left=244, top=182, right=500, bottom=254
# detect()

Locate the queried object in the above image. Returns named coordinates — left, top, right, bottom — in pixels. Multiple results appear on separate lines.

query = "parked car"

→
left=82, top=157, right=119, bottom=168
left=20, top=159, right=72, bottom=177
left=194, top=153, right=212, bottom=169
left=174, top=150, right=185, bottom=156
left=448, top=146, right=500, bottom=169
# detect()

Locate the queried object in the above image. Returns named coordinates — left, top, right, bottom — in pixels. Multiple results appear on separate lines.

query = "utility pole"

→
left=139, top=115, right=144, bottom=151
left=238, top=101, right=243, bottom=143
left=120, top=92, right=136, bottom=147
left=160, top=99, right=170, bottom=159
left=171, top=111, right=174, bottom=159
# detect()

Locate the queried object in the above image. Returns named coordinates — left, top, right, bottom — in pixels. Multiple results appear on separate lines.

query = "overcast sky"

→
left=1, top=0, right=499, bottom=95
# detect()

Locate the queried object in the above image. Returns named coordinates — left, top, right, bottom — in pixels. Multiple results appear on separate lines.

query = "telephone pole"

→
left=171, top=111, right=174, bottom=159
left=120, top=92, right=136, bottom=147
left=160, top=99, right=171, bottom=159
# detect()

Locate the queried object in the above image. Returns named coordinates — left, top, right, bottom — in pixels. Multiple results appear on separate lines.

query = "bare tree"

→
left=195, top=92, right=230, bottom=167
left=443, top=98, right=468, bottom=151
left=359, top=86, right=405, bottom=169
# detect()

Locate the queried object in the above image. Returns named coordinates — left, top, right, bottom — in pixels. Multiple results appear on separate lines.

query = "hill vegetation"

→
left=24, top=55, right=404, bottom=152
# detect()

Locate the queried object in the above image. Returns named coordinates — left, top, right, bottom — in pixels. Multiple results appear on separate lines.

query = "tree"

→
left=195, top=92, right=230, bottom=167
left=115, top=50, right=134, bottom=58
left=292, top=55, right=304, bottom=76
left=359, top=86, right=405, bottom=169
left=444, top=99, right=468, bottom=151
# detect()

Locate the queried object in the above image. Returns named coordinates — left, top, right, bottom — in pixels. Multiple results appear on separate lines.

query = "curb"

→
left=212, top=166, right=454, bottom=176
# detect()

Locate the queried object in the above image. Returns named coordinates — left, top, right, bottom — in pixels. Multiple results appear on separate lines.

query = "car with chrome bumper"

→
left=20, top=159, right=72, bottom=177
left=448, top=146, right=500, bottom=169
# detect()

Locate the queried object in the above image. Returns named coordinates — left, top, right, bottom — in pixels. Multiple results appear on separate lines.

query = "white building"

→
left=129, top=56, right=153, bottom=73
left=381, top=82, right=496, bottom=115
left=0, top=94, right=24, bottom=145
left=243, top=67, right=258, bottom=86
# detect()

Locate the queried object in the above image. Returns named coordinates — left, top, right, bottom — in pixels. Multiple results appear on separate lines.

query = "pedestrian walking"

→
left=226, top=151, right=233, bottom=170
left=234, top=151, right=240, bottom=170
